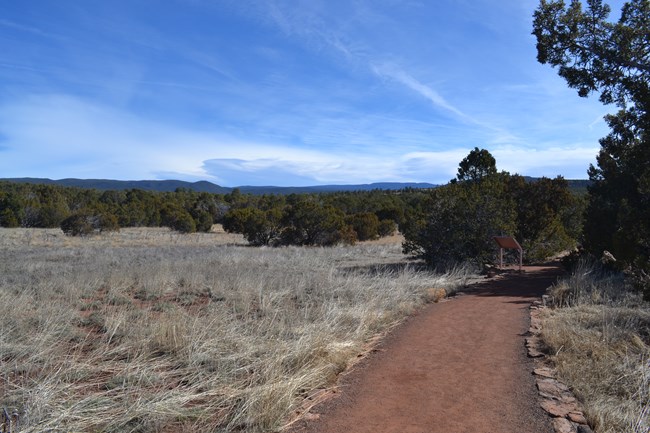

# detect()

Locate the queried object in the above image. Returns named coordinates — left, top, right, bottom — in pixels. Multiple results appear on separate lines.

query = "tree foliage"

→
left=508, top=175, right=583, bottom=262
left=0, top=182, right=233, bottom=234
left=0, top=191, right=22, bottom=227
left=280, top=196, right=348, bottom=246
left=455, top=147, right=498, bottom=183
left=2, top=166, right=584, bottom=265
left=346, top=212, right=380, bottom=241
left=60, top=210, right=119, bottom=236
left=533, top=0, right=649, bottom=106
left=403, top=173, right=516, bottom=268
left=533, top=0, right=650, bottom=297
left=402, top=149, right=582, bottom=268
left=404, top=147, right=512, bottom=268
left=160, top=203, right=197, bottom=234
left=378, top=219, right=397, bottom=237
left=223, top=207, right=282, bottom=246
left=221, top=193, right=407, bottom=247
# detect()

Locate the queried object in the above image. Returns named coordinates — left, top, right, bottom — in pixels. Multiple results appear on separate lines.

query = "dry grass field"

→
left=542, top=261, right=650, bottom=433
left=0, top=227, right=472, bottom=432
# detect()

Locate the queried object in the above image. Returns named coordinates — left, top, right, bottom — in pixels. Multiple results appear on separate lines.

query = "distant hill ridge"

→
left=0, top=178, right=439, bottom=194
left=1, top=177, right=590, bottom=194
left=1, top=178, right=231, bottom=193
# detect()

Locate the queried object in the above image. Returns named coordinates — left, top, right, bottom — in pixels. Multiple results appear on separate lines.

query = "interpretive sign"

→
left=493, top=236, right=523, bottom=271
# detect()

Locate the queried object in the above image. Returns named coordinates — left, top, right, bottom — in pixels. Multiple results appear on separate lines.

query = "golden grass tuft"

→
left=426, top=287, right=448, bottom=303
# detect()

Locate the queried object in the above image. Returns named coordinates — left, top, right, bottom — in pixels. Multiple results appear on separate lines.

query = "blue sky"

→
left=0, top=0, right=623, bottom=186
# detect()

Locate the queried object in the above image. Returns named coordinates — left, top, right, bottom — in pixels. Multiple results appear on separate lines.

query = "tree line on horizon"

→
left=0, top=156, right=585, bottom=263
left=0, top=180, right=409, bottom=243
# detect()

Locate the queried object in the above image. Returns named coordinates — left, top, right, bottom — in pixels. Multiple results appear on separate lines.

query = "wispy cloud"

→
left=245, top=1, right=520, bottom=145
left=0, top=18, right=67, bottom=40
left=370, top=63, right=467, bottom=120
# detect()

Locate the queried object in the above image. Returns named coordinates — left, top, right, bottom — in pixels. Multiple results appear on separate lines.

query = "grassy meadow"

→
left=0, top=227, right=472, bottom=432
left=542, top=261, right=650, bottom=433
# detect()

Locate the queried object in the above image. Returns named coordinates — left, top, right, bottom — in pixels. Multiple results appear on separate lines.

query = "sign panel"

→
left=493, top=236, right=521, bottom=250
left=493, top=236, right=523, bottom=271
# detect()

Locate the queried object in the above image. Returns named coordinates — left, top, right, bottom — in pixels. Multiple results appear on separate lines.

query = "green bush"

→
left=280, top=197, right=348, bottom=246
left=403, top=148, right=584, bottom=268
left=347, top=212, right=380, bottom=241
left=170, top=212, right=196, bottom=234
left=507, top=175, right=581, bottom=262
left=193, top=210, right=214, bottom=233
left=0, top=208, right=20, bottom=228
left=99, top=213, right=120, bottom=232
left=61, top=213, right=95, bottom=236
left=378, top=219, right=397, bottom=237
left=160, top=204, right=196, bottom=233
left=223, top=207, right=282, bottom=246
left=60, top=211, right=119, bottom=236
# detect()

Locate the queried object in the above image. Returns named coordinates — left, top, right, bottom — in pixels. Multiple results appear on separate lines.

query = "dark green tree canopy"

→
left=455, top=147, right=498, bottom=182
left=533, top=0, right=649, bottom=108
left=533, top=0, right=650, bottom=297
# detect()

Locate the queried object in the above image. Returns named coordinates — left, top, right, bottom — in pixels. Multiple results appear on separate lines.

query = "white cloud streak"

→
left=371, top=63, right=468, bottom=120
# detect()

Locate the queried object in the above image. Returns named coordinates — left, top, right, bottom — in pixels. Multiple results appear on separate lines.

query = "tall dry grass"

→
left=542, top=260, right=650, bottom=433
left=0, top=227, right=471, bottom=432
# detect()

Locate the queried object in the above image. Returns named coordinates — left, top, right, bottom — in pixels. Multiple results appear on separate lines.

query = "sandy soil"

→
left=287, top=265, right=562, bottom=433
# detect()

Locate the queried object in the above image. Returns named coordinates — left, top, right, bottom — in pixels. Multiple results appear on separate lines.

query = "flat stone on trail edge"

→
left=568, top=411, right=588, bottom=425
left=552, top=417, right=576, bottom=433
left=526, top=337, right=546, bottom=358
left=560, top=394, right=577, bottom=404
left=533, top=367, right=555, bottom=378
left=540, top=399, right=577, bottom=418
left=537, top=378, right=570, bottom=399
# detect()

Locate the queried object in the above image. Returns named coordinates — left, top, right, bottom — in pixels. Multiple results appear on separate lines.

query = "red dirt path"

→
left=287, top=265, right=562, bottom=433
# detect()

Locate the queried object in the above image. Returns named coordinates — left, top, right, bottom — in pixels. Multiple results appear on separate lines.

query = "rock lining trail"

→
left=287, top=266, right=564, bottom=433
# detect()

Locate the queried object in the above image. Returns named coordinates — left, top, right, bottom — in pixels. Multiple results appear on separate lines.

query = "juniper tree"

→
left=533, top=0, right=650, bottom=296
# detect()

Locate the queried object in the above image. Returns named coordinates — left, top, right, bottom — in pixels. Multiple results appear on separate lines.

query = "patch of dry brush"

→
left=542, top=261, right=650, bottom=433
left=0, top=228, right=470, bottom=432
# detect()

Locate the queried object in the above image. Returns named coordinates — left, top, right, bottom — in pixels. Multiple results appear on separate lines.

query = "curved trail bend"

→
left=287, top=266, right=562, bottom=433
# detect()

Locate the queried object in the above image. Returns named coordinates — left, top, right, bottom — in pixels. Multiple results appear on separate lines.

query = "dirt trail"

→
left=287, top=265, right=562, bottom=433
